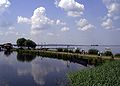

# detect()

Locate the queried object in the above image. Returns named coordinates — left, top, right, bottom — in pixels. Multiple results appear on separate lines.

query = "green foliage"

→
left=24, top=39, right=37, bottom=49
left=69, top=50, right=73, bottom=53
left=68, top=61, right=120, bottom=86
left=104, top=51, right=113, bottom=56
left=75, top=49, right=80, bottom=53
left=88, top=49, right=99, bottom=55
left=115, top=53, right=120, bottom=58
left=17, top=38, right=26, bottom=47
left=16, top=38, right=37, bottom=49
left=64, top=48, right=69, bottom=52
left=57, top=48, right=63, bottom=52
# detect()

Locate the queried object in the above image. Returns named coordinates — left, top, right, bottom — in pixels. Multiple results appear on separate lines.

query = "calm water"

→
left=0, top=51, right=91, bottom=86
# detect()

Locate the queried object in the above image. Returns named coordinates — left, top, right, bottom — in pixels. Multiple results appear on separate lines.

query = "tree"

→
left=16, top=38, right=37, bottom=49
left=104, top=51, right=113, bottom=56
left=75, top=49, right=80, bottom=53
left=88, top=49, right=99, bottom=55
left=57, top=48, right=63, bottom=52
left=17, top=38, right=26, bottom=48
left=24, top=39, right=37, bottom=49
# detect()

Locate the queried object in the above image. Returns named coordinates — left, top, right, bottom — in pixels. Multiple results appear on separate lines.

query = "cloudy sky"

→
left=0, top=0, right=120, bottom=45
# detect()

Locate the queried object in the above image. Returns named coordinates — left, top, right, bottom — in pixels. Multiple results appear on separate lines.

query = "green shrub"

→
left=69, top=50, right=73, bottom=53
left=104, top=51, right=113, bottom=56
left=68, top=61, right=120, bottom=86
left=64, top=48, right=69, bottom=52
left=115, top=53, right=120, bottom=58
left=57, top=48, right=63, bottom=52
left=75, top=49, right=80, bottom=53
left=88, top=49, right=99, bottom=55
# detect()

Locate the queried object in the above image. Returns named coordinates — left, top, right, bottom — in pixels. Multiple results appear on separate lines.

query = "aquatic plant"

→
left=68, top=61, right=120, bottom=86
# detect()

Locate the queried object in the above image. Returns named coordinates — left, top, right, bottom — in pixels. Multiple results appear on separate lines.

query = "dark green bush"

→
left=115, top=53, right=120, bottom=57
left=88, top=49, right=99, bottom=55
left=64, top=48, right=69, bottom=52
left=75, top=49, right=80, bottom=53
left=104, top=51, right=113, bottom=56
left=69, top=50, right=73, bottom=53
left=57, top=48, right=63, bottom=52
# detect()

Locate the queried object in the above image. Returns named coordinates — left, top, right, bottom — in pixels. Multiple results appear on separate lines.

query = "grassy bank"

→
left=17, top=50, right=107, bottom=66
left=68, top=60, right=120, bottom=86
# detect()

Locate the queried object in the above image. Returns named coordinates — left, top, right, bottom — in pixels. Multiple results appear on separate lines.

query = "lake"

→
left=0, top=51, right=92, bottom=86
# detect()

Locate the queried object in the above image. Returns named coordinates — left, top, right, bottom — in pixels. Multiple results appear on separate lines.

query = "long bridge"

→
left=1, top=44, right=120, bottom=49
left=1, top=44, right=120, bottom=46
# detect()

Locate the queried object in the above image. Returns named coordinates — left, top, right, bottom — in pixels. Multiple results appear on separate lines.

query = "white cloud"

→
left=107, top=3, right=120, bottom=17
left=61, top=26, right=70, bottom=32
left=8, top=26, right=15, bottom=30
left=0, top=26, right=25, bottom=36
left=17, top=7, right=67, bottom=35
left=76, top=18, right=95, bottom=31
left=56, top=19, right=66, bottom=26
left=0, top=0, right=11, bottom=13
left=17, top=16, right=31, bottom=24
left=17, top=7, right=55, bottom=35
left=101, top=18, right=113, bottom=29
left=102, top=0, right=120, bottom=29
left=31, top=7, right=54, bottom=31
left=57, top=0, right=84, bottom=17
left=67, top=11, right=83, bottom=17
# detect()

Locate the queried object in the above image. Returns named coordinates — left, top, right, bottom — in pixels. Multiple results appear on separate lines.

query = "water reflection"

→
left=4, top=50, right=13, bottom=57
left=0, top=52, right=102, bottom=86
left=16, top=52, right=104, bottom=66
left=17, top=54, right=36, bottom=62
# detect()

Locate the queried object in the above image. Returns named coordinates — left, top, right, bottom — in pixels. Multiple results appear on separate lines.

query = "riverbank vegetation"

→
left=88, top=49, right=99, bottom=55
left=17, top=50, right=105, bottom=66
left=68, top=60, right=120, bottom=86
left=115, top=53, right=120, bottom=58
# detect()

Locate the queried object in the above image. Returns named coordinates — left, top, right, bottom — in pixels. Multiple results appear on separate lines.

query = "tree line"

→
left=17, top=38, right=37, bottom=49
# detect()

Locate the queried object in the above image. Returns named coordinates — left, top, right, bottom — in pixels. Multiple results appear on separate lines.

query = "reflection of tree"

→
left=4, top=51, right=13, bottom=57
left=67, top=61, right=70, bottom=68
left=17, top=54, right=36, bottom=62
